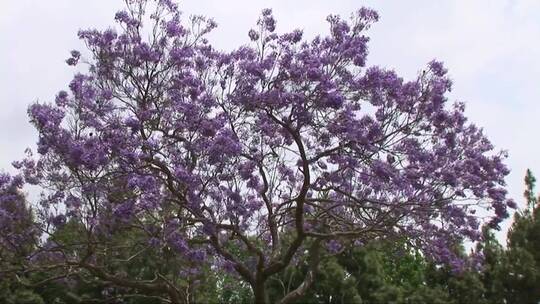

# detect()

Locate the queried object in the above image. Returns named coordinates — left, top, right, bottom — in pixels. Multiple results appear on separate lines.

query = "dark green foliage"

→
left=476, top=227, right=507, bottom=304
left=503, top=169, right=540, bottom=304
left=2, top=170, right=540, bottom=303
left=0, top=280, right=44, bottom=304
left=265, top=252, right=362, bottom=303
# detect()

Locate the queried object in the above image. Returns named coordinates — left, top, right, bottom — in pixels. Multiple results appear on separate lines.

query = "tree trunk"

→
left=278, top=240, right=322, bottom=304
left=253, top=280, right=268, bottom=304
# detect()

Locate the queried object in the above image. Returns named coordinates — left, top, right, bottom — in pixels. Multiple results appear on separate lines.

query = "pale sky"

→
left=1, top=0, right=539, bottom=241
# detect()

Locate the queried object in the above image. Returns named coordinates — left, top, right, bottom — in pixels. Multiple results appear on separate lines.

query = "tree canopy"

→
left=0, top=0, right=516, bottom=303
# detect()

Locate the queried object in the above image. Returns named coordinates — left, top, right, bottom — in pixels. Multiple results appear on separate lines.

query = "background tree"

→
left=4, top=170, right=539, bottom=303
left=0, top=173, right=45, bottom=304
left=503, top=169, right=540, bottom=304
left=2, top=0, right=514, bottom=303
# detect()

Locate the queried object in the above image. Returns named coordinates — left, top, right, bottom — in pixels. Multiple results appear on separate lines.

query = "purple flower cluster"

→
left=4, top=0, right=514, bottom=294
left=0, top=173, right=36, bottom=255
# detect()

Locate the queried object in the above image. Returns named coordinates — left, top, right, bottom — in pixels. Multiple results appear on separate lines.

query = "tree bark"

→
left=253, top=280, right=268, bottom=304
left=278, top=240, right=322, bottom=304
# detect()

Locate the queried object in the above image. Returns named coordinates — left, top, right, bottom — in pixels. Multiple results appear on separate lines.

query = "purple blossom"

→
left=165, top=20, right=184, bottom=37
left=326, top=239, right=342, bottom=254
left=115, top=10, right=139, bottom=27
left=51, top=214, right=66, bottom=227
left=55, top=90, right=69, bottom=107
left=248, top=29, right=259, bottom=41
left=28, top=104, right=64, bottom=131
left=428, top=59, right=448, bottom=77
left=259, top=9, right=276, bottom=32
left=207, top=129, right=242, bottom=164
left=3, top=2, right=513, bottom=301
left=167, top=232, right=188, bottom=252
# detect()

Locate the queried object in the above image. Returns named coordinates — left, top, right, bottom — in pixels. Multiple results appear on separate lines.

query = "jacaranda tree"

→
left=1, top=0, right=515, bottom=303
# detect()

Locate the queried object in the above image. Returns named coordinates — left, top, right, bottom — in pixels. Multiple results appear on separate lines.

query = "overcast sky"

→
left=1, top=0, right=539, bottom=241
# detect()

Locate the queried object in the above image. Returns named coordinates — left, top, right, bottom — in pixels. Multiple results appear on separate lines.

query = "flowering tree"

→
left=0, top=174, right=36, bottom=266
left=1, top=0, right=514, bottom=303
